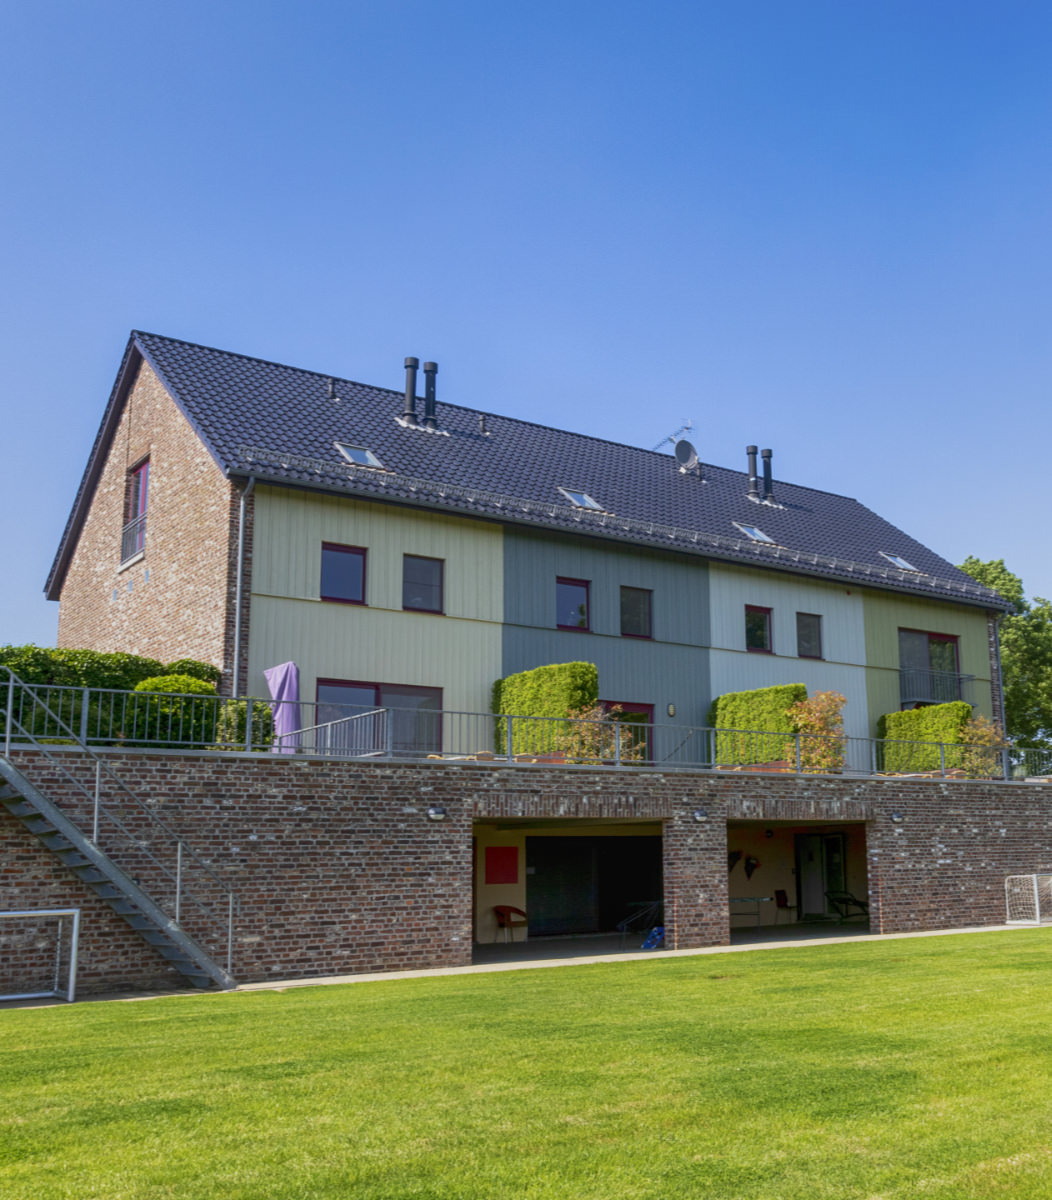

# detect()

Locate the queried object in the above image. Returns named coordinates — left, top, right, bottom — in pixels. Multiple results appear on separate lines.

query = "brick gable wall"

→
left=55, top=359, right=245, bottom=690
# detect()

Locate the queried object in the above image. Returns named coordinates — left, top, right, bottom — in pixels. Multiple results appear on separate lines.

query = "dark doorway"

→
left=794, top=831, right=847, bottom=919
left=526, top=836, right=662, bottom=936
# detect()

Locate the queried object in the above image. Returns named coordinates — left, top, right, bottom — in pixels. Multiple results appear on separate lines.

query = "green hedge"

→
left=877, top=702, right=973, bottom=772
left=0, top=644, right=219, bottom=690
left=491, top=662, right=599, bottom=755
left=707, top=683, right=808, bottom=766
left=130, top=675, right=219, bottom=747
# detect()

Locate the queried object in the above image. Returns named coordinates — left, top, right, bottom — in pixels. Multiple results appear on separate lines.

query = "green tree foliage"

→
left=958, top=558, right=1052, bottom=748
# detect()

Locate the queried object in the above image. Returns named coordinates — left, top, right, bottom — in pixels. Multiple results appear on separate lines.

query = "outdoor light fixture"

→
left=891, top=812, right=904, bottom=824
left=426, top=805, right=448, bottom=822
left=692, top=808, right=708, bottom=823
left=667, top=703, right=676, bottom=718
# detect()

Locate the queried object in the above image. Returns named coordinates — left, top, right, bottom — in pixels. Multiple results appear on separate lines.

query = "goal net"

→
left=1005, top=876, right=1052, bottom=926
left=0, top=909, right=80, bottom=1003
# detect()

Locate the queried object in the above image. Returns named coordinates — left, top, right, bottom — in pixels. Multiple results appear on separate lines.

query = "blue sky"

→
left=2, top=0, right=1050, bottom=645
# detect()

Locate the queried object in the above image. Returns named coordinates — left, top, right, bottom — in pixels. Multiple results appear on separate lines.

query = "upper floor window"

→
left=557, top=577, right=590, bottom=631
left=745, top=605, right=773, bottom=653
left=335, top=442, right=384, bottom=469
left=880, top=552, right=919, bottom=572
left=321, top=543, right=366, bottom=604
left=403, top=555, right=444, bottom=613
left=796, top=612, right=823, bottom=659
left=558, top=487, right=603, bottom=511
left=620, top=586, right=653, bottom=639
left=898, top=629, right=962, bottom=705
left=121, top=459, right=149, bottom=562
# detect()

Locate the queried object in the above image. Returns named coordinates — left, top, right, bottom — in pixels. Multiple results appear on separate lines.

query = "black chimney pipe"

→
left=761, top=448, right=774, bottom=501
left=423, top=361, right=438, bottom=430
left=403, top=357, right=419, bottom=422
left=746, top=445, right=759, bottom=501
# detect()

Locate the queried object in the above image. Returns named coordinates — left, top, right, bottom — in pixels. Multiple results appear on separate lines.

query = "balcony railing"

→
left=899, top=668, right=975, bottom=707
left=3, top=677, right=1051, bottom=783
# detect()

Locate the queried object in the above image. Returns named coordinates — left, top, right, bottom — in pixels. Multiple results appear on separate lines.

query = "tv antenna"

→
left=651, top=419, right=693, bottom=452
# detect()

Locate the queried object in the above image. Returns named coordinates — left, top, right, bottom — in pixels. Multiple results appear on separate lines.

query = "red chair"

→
left=493, top=905, right=528, bottom=944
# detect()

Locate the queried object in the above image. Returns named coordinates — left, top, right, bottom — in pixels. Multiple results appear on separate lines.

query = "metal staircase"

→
left=1, top=669, right=237, bottom=990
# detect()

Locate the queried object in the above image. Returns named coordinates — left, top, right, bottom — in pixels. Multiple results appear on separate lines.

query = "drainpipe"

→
left=232, top=476, right=256, bottom=699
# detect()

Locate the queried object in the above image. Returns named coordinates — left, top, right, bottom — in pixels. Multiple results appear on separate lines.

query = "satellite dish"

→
left=674, top=439, right=699, bottom=472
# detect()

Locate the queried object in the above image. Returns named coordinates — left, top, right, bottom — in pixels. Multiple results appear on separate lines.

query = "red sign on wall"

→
left=485, top=845, right=519, bottom=885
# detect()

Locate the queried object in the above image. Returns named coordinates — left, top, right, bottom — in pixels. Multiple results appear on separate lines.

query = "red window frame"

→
left=320, top=543, right=367, bottom=605
left=556, top=577, right=590, bottom=631
left=745, top=605, right=773, bottom=654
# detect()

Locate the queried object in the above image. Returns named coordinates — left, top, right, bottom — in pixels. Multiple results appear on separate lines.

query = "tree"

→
left=957, top=558, right=1052, bottom=748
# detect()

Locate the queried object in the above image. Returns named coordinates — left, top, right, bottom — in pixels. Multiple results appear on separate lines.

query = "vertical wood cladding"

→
left=4, top=751, right=1051, bottom=993
left=56, top=359, right=240, bottom=687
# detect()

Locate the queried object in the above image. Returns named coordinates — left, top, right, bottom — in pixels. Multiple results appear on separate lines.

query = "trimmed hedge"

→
left=0, top=644, right=218, bottom=691
left=491, top=662, right=599, bottom=755
left=214, top=698, right=276, bottom=752
left=130, top=675, right=219, bottom=747
left=707, top=683, right=808, bottom=766
left=877, top=702, right=973, bottom=772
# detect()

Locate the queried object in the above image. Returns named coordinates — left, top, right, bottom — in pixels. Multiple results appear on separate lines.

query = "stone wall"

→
left=3, top=749, right=1052, bottom=995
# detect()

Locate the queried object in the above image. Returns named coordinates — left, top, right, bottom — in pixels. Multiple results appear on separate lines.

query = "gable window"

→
left=317, top=680, right=442, bottom=756
left=557, top=577, right=590, bottom=631
left=403, top=555, right=444, bottom=613
left=898, top=629, right=962, bottom=705
left=320, top=543, right=366, bottom=604
left=796, top=612, right=823, bottom=659
left=745, top=605, right=773, bottom=653
left=880, top=552, right=919, bottom=572
left=121, top=459, right=149, bottom=562
left=733, top=521, right=776, bottom=545
left=620, top=586, right=653, bottom=639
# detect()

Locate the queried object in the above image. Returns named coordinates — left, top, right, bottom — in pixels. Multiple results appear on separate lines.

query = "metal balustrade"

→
left=3, top=673, right=1050, bottom=781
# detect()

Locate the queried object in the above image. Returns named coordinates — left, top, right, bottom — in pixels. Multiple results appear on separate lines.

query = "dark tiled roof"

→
left=46, top=331, right=1009, bottom=610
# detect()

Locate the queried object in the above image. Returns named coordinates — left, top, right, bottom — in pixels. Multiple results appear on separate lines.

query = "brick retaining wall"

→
left=3, top=749, right=1052, bottom=995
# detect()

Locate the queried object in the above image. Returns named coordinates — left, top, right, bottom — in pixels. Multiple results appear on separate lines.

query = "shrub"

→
left=708, top=683, right=808, bottom=766
left=552, top=703, right=647, bottom=764
left=492, top=662, right=599, bottom=754
left=959, top=714, right=1009, bottom=779
left=788, top=691, right=847, bottom=774
left=130, top=675, right=219, bottom=747
left=0, top=644, right=165, bottom=689
left=877, top=702, right=972, bottom=773
left=214, top=699, right=276, bottom=752
left=164, top=659, right=223, bottom=686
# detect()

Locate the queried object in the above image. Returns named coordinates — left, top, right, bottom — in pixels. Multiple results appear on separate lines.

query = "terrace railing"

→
left=4, top=676, right=1050, bottom=782
left=899, top=668, right=975, bottom=706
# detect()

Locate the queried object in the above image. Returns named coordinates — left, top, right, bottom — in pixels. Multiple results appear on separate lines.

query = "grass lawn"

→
left=5, top=930, right=1052, bottom=1199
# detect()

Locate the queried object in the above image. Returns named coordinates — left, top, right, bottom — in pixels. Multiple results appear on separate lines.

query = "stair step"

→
left=4, top=800, right=37, bottom=818
left=79, top=869, right=109, bottom=884
left=57, top=850, right=91, bottom=868
left=25, top=818, right=59, bottom=836
left=41, top=833, right=75, bottom=852
left=0, top=784, right=22, bottom=802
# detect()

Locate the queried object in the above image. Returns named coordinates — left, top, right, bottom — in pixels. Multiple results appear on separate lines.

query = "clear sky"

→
left=2, top=0, right=1050, bottom=645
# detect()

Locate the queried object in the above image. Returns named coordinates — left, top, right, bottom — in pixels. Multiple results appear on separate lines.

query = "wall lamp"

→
left=890, top=812, right=904, bottom=824
left=692, top=808, right=708, bottom=823
left=426, top=805, right=448, bottom=822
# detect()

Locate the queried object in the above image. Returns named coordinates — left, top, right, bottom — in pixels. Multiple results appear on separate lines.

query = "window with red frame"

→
left=745, top=605, right=773, bottom=653
left=320, top=543, right=366, bottom=604
left=121, top=459, right=149, bottom=562
left=556, top=577, right=590, bottom=631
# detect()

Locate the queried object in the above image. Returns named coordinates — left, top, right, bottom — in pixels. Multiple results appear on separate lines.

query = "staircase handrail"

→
left=1, top=667, right=238, bottom=932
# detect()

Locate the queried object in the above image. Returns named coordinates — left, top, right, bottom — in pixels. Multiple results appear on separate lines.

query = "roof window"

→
left=733, top=521, right=776, bottom=544
left=880, top=551, right=919, bottom=572
left=335, top=442, right=384, bottom=469
left=558, top=487, right=603, bottom=511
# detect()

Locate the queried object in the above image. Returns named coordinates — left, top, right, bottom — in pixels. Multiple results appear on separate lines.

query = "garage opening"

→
left=472, top=820, right=663, bottom=960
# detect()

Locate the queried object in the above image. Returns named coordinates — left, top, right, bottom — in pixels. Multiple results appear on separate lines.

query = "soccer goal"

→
left=0, top=909, right=81, bottom=1003
left=1004, top=876, right=1052, bottom=926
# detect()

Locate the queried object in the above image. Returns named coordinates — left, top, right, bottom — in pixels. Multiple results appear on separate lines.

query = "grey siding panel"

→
left=501, top=527, right=711, bottom=728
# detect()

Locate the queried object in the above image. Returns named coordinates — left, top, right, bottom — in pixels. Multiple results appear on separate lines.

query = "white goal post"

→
left=0, top=909, right=81, bottom=1003
left=1005, top=876, right=1052, bottom=926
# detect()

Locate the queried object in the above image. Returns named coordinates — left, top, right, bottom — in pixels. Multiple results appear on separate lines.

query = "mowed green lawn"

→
left=5, top=931, right=1052, bottom=1199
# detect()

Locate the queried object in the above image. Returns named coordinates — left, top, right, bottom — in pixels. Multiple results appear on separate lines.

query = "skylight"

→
left=733, top=521, right=776, bottom=545
left=558, top=487, right=603, bottom=511
left=335, top=442, right=384, bottom=469
left=880, top=551, right=919, bottom=572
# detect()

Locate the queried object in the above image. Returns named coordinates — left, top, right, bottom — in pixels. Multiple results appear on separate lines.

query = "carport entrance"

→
left=726, top=820, right=869, bottom=932
left=472, top=819, right=663, bottom=953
